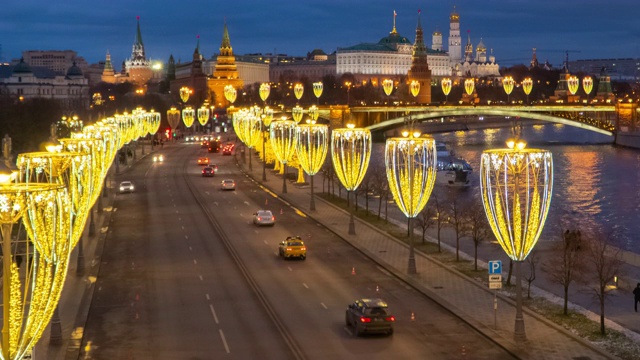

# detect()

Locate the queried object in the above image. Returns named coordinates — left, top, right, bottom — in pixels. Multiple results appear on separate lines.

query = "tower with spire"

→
left=207, top=20, right=244, bottom=107
left=464, top=30, right=473, bottom=62
left=124, top=16, right=152, bottom=86
left=448, top=6, right=462, bottom=65
left=101, top=50, right=116, bottom=83
left=407, top=10, right=432, bottom=104
left=432, top=28, right=443, bottom=51
left=530, top=48, right=539, bottom=69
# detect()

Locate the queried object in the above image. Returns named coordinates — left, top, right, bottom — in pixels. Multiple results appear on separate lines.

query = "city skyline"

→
left=1, top=0, right=639, bottom=70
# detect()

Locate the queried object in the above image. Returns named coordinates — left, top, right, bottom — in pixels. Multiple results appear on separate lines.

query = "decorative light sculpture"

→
left=583, top=76, right=594, bottom=103
left=502, top=76, right=515, bottom=103
left=313, top=82, right=323, bottom=104
left=197, top=106, right=210, bottom=127
left=259, top=83, right=271, bottom=103
left=331, top=124, right=371, bottom=235
left=480, top=139, right=553, bottom=342
left=464, top=78, right=475, bottom=96
left=382, top=79, right=394, bottom=97
left=522, top=77, right=533, bottom=105
left=179, top=86, right=192, bottom=103
left=182, top=106, right=195, bottom=128
left=308, top=105, right=319, bottom=122
left=167, top=108, right=180, bottom=138
left=294, top=83, right=304, bottom=101
left=0, top=182, right=72, bottom=360
left=385, top=132, right=437, bottom=274
left=441, top=78, right=452, bottom=103
left=292, top=105, right=304, bottom=124
left=260, top=107, right=274, bottom=181
left=409, top=80, right=420, bottom=98
left=568, top=75, right=580, bottom=96
left=270, top=118, right=298, bottom=193
left=224, top=85, right=237, bottom=106
left=296, top=121, right=329, bottom=211
left=241, top=114, right=262, bottom=172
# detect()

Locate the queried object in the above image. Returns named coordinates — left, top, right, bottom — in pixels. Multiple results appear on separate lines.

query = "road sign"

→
left=489, top=275, right=502, bottom=282
left=489, top=282, right=502, bottom=289
left=488, top=260, right=502, bottom=275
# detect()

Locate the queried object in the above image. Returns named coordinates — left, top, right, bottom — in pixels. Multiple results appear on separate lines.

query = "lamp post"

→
left=270, top=118, right=297, bottom=194
left=344, top=81, right=352, bottom=106
left=464, top=78, right=475, bottom=97
left=331, top=124, right=371, bottom=235
left=261, top=107, right=274, bottom=181
left=441, top=78, right=452, bottom=103
left=583, top=76, right=594, bottom=103
left=296, top=120, right=329, bottom=211
left=568, top=75, right=580, bottom=96
left=383, top=79, right=394, bottom=97
left=313, top=82, right=323, bottom=105
left=409, top=80, right=420, bottom=98
left=385, top=131, right=437, bottom=274
left=182, top=106, right=195, bottom=129
left=197, top=105, right=210, bottom=133
left=294, top=83, right=304, bottom=103
left=167, top=107, right=180, bottom=142
left=259, top=83, right=271, bottom=105
left=224, top=85, right=237, bottom=108
left=480, top=139, right=553, bottom=342
left=292, top=105, right=304, bottom=124
left=502, top=76, right=515, bottom=104
left=522, top=77, right=533, bottom=105
left=241, top=111, right=262, bottom=172
left=179, top=86, right=192, bottom=104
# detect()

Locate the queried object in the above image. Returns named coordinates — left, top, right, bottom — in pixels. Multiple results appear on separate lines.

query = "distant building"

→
left=453, top=31, right=500, bottom=78
left=206, top=22, right=245, bottom=107
left=569, top=58, right=640, bottom=82
left=407, top=11, right=431, bottom=104
left=205, top=53, right=270, bottom=86
left=17, top=50, right=89, bottom=75
left=170, top=37, right=209, bottom=106
left=268, top=50, right=335, bottom=83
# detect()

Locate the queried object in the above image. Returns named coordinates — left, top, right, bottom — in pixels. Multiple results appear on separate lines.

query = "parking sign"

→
left=488, top=260, right=502, bottom=275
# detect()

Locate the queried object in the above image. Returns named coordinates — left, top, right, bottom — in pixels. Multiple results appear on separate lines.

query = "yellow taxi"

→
left=197, top=157, right=209, bottom=165
left=278, top=236, right=306, bottom=260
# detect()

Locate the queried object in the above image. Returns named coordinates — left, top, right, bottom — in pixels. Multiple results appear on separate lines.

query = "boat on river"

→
left=436, top=143, right=473, bottom=187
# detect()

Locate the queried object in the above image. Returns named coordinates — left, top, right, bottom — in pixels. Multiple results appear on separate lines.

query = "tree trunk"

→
left=474, top=242, right=478, bottom=271
left=600, top=289, right=606, bottom=335
left=563, top=286, right=569, bottom=315
left=506, top=260, right=513, bottom=286
left=437, top=226, right=442, bottom=252
left=377, top=196, right=382, bottom=220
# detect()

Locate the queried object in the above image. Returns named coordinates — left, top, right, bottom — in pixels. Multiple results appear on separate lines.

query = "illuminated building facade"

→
left=407, top=11, right=431, bottom=103
left=206, top=22, right=244, bottom=107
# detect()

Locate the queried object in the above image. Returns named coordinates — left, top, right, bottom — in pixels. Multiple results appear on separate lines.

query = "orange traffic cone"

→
left=265, top=198, right=268, bottom=206
left=351, top=267, right=356, bottom=275
left=410, top=312, right=415, bottom=321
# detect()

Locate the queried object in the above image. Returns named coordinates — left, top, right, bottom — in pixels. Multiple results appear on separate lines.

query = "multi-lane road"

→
left=79, top=141, right=515, bottom=359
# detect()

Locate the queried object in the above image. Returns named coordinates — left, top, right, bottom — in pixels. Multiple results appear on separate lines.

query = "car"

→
left=208, top=140, right=221, bottom=153
left=278, top=236, right=306, bottom=260
left=202, top=166, right=215, bottom=177
left=222, top=144, right=234, bottom=155
left=253, top=210, right=275, bottom=226
left=153, top=154, right=164, bottom=162
left=197, top=157, right=209, bottom=165
left=220, top=179, right=236, bottom=191
left=119, top=181, right=135, bottom=193
left=345, top=298, right=395, bottom=336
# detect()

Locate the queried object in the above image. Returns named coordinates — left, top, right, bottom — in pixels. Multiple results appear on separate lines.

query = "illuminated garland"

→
left=331, top=125, right=371, bottom=191
left=269, top=119, right=297, bottom=165
left=197, top=106, right=210, bottom=126
left=182, top=107, right=195, bottom=128
left=296, top=123, right=328, bottom=176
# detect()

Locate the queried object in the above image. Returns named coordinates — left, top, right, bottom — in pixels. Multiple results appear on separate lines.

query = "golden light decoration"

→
left=232, top=109, right=248, bottom=145
left=582, top=76, right=594, bottom=96
left=224, top=85, right=237, bottom=104
left=241, top=114, right=262, bottom=172
left=522, top=77, right=533, bottom=96
left=167, top=107, right=180, bottom=130
left=179, top=86, right=192, bottom=103
left=270, top=118, right=298, bottom=193
left=502, top=76, right=515, bottom=96
left=441, top=78, right=452, bottom=98
left=308, top=105, right=319, bottom=122
left=296, top=122, right=329, bottom=210
left=409, top=80, right=420, bottom=98
left=182, top=106, right=195, bottom=128
left=259, top=83, right=271, bottom=103
left=0, top=182, right=72, bottom=360
left=568, top=75, right=580, bottom=95
left=197, top=106, right=210, bottom=126
left=294, top=83, right=304, bottom=100
left=382, top=79, right=394, bottom=96
left=263, top=107, right=274, bottom=127
left=464, top=78, right=475, bottom=96
left=292, top=105, right=304, bottom=124
left=313, top=82, right=323, bottom=99
left=331, top=124, right=372, bottom=234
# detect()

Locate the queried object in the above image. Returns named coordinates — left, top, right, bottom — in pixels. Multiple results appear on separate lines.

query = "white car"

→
left=153, top=154, right=164, bottom=162
left=119, top=181, right=134, bottom=193
left=253, top=210, right=275, bottom=226
left=220, top=179, right=236, bottom=191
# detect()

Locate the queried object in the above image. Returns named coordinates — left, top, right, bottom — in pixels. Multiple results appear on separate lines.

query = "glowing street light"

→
left=480, top=139, right=553, bottom=342
left=464, top=78, right=475, bottom=97
left=441, top=78, right=452, bottom=103
left=179, top=86, right=192, bottom=103
left=182, top=106, right=195, bottom=128
left=313, top=82, right=323, bottom=105
left=296, top=122, right=329, bottom=211
left=260, top=107, right=274, bottom=181
left=583, top=76, right=594, bottom=103
left=270, top=118, right=297, bottom=194
left=383, top=79, right=394, bottom=97
left=167, top=107, right=180, bottom=139
left=568, top=75, right=580, bottom=96
left=308, top=105, right=319, bottom=122
left=292, top=105, right=304, bottom=124
left=385, top=131, right=437, bottom=274
left=522, top=77, right=533, bottom=105
left=259, top=83, right=271, bottom=104
left=331, top=124, right=371, bottom=235
left=502, top=76, right=515, bottom=103
left=241, top=113, right=262, bottom=172
left=224, top=85, right=237, bottom=106
left=197, top=106, right=210, bottom=127
left=294, top=83, right=304, bottom=102
left=409, top=80, right=420, bottom=98
left=344, top=81, right=352, bottom=106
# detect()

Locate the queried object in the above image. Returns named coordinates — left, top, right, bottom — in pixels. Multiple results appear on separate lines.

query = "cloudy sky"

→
left=2, top=0, right=638, bottom=68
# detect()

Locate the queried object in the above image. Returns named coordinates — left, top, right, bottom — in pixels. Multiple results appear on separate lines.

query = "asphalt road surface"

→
left=79, top=141, right=515, bottom=359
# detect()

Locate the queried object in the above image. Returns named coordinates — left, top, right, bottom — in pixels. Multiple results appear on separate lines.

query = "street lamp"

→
left=410, top=80, right=420, bottom=98
left=480, top=139, right=553, bottom=342
left=167, top=107, right=180, bottom=141
left=522, top=77, right=533, bottom=105
left=197, top=105, right=210, bottom=132
left=464, top=78, right=475, bottom=97
left=179, top=86, right=192, bottom=104
left=385, top=131, right=437, bottom=274
left=182, top=106, right=195, bottom=128
left=270, top=118, right=297, bottom=194
left=344, top=81, right=352, bottom=106
left=259, top=83, right=271, bottom=104
left=383, top=79, right=394, bottom=97
left=568, top=75, right=580, bottom=96
left=296, top=120, right=329, bottom=211
left=313, top=82, right=323, bottom=105
left=292, top=105, right=304, bottom=124
left=224, top=85, right=237, bottom=107
left=583, top=76, right=594, bottom=103
left=261, top=107, right=274, bottom=181
left=502, top=76, right=515, bottom=104
left=240, top=112, right=262, bottom=172
left=294, top=83, right=304, bottom=103
left=441, top=78, right=452, bottom=103
left=331, top=123, right=371, bottom=235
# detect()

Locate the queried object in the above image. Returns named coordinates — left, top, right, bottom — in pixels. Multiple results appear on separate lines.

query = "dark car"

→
left=208, top=140, right=221, bottom=153
left=345, top=298, right=395, bottom=336
left=202, top=166, right=215, bottom=177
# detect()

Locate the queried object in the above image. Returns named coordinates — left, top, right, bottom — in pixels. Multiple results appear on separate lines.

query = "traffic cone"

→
left=265, top=198, right=268, bottom=206
left=461, top=345, right=467, bottom=357
left=410, top=312, right=415, bottom=321
left=351, top=267, right=356, bottom=275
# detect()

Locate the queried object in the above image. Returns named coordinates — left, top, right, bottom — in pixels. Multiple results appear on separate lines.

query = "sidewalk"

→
left=238, top=160, right=618, bottom=359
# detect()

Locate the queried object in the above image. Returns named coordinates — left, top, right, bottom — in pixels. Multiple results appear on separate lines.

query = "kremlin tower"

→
left=407, top=10, right=431, bottom=104
left=125, top=16, right=152, bottom=86
left=208, top=21, right=244, bottom=107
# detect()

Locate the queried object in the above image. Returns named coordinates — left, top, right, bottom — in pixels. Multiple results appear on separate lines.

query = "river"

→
left=372, top=122, right=640, bottom=253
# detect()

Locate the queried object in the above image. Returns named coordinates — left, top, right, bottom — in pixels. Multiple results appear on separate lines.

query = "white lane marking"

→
left=219, top=329, right=230, bottom=353
left=185, top=235, right=189, bottom=240
left=205, top=191, right=210, bottom=196
left=179, top=217, right=182, bottom=221
left=320, top=302, right=328, bottom=309
left=254, top=230, right=259, bottom=234
left=343, top=327, right=353, bottom=336
left=193, top=259, right=198, bottom=265
left=264, top=240, right=268, bottom=245
left=214, top=201, right=218, bottom=206
left=287, top=267, right=293, bottom=272
left=210, top=304, right=219, bottom=324
left=206, top=294, right=210, bottom=301
left=199, top=275, right=203, bottom=281
left=181, top=226, right=185, bottom=230
left=302, top=283, right=309, bottom=289
left=176, top=210, right=179, bottom=213
left=189, top=246, right=192, bottom=251
left=243, top=201, right=250, bottom=206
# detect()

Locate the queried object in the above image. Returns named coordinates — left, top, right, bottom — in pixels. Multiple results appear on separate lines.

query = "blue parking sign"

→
left=488, top=260, right=502, bottom=275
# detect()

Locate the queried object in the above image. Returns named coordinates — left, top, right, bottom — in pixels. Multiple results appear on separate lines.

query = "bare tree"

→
left=414, top=205, right=436, bottom=244
left=465, top=201, right=491, bottom=271
left=432, top=195, right=447, bottom=253
left=544, top=229, right=585, bottom=315
left=372, top=166, right=388, bottom=221
left=583, top=230, right=624, bottom=335
left=446, top=190, right=469, bottom=262
left=357, top=171, right=375, bottom=213
left=525, top=252, right=539, bottom=299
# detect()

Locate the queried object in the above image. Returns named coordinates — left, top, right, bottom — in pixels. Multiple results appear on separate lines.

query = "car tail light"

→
left=385, top=316, right=395, bottom=322
left=359, top=317, right=372, bottom=323
left=257, top=217, right=262, bottom=221
left=300, top=246, right=306, bottom=251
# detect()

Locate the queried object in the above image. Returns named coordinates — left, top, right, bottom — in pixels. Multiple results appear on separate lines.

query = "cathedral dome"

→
left=378, top=32, right=411, bottom=45
left=433, top=30, right=442, bottom=36
left=66, top=61, right=83, bottom=77
left=12, top=58, right=32, bottom=74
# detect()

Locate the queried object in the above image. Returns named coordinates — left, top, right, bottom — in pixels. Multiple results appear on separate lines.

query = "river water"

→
left=372, top=123, right=640, bottom=253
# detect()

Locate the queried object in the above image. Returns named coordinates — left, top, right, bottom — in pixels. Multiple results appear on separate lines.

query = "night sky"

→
left=1, top=0, right=638, bottom=69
